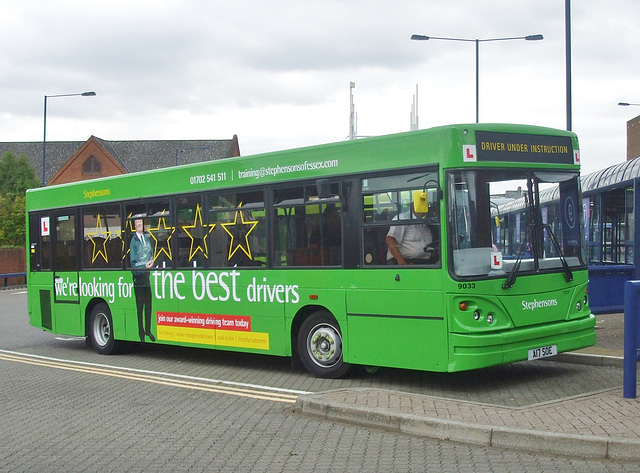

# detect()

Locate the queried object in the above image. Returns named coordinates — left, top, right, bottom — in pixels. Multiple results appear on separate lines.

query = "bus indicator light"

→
left=459, top=301, right=468, bottom=311
left=309, top=294, right=318, bottom=300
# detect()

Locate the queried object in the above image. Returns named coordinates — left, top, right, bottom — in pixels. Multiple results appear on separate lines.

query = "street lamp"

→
left=42, top=91, right=96, bottom=186
left=619, top=102, right=640, bottom=107
left=175, top=146, right=211, bottom=166
left=410, top=34, right=544, bottom=123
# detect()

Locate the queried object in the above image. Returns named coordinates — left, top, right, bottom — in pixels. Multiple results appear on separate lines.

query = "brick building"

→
left=0, top=135, right=240, bottom=282
left=0, top=135, right=241, bottom=186
left=626, top=115, right=640, bottom=161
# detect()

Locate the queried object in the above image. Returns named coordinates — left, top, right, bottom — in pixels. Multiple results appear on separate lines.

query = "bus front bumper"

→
left=447, top=314, right=596, bottom=372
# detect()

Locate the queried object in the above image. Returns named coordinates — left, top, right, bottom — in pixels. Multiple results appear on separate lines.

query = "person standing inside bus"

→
left=385, top=204, right=434, bottom=265
left=130, top=217, right=155, bottom=342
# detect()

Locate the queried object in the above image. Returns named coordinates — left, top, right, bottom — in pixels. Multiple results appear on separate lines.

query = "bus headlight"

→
left=452, top=296, right=513, bottom=332
left=576, top=301, right=582, bottom=311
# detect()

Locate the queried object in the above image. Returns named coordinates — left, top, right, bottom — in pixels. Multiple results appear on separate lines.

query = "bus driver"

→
left=385, top=203, right=434, bottom=265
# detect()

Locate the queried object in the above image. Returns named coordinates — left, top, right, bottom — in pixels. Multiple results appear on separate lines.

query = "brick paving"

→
left=305, top=386, right=640, bottom=440
left=296, top=312, right=640, bottom=461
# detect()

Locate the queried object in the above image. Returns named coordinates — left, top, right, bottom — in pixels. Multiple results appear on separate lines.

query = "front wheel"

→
left=87, top=303, right=121, bottom=355
left=297, top=311, right=350, bottom=378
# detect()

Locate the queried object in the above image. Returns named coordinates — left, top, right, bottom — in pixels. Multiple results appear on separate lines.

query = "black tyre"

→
left=87, top=303, right=120, bottom=355
left=297, top=311, right=350, bottom=378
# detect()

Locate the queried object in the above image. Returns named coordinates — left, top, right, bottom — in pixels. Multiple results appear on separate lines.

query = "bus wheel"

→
left=298, top=312, right=350, bottom=378
left=88, top=303, right=120, bottom=355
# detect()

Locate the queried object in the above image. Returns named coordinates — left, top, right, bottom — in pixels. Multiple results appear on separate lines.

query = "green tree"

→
left=0, top=151, right=40, bottom=246
left=0, top=194, right=26, bottom=246
left=0, top=151, right=40, bottom=197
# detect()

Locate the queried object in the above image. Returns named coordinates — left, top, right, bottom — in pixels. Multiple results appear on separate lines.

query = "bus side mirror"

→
left=316, top=179, right=331, bottom=199
left=413, top=190, right=429, bottom=214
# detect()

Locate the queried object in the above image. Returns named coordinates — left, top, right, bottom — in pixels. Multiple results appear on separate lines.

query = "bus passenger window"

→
left=208, top=191, right=266, bottom=268
left=29, top=213, right=51, bottom=271
left=273, top=183, right=342, bottom=267
left=54, top=213, right=77, bottom=271
left=82, top=206, right=124, bottom=269
left=177, top=196, right=209, bottom=269
left=361, top=170, right=440, bottom=267
left=124, top=202, right=172, bottom=270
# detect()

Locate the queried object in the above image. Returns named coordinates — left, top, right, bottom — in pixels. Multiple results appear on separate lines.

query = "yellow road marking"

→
left=0, top=352, right=298, bottom=404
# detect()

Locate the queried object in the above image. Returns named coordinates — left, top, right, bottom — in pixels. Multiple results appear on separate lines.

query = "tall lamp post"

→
left=42, top=91, right=96, bottom=186
left=410, top=34, right=543, bottom=123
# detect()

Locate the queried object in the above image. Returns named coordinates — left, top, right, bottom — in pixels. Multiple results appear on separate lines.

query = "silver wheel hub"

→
left=306, top=324, right=342, bottom=368
left=92, top=313, right=110, bottom=347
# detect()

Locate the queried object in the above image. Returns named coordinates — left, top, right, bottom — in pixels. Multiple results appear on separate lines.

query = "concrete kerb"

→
left=294, top=392, right=640, bottom=462
left=552, top=352, right=624, bottom=368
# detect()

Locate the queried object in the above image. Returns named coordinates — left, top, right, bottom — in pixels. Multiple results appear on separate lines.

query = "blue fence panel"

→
left=623, top=280, right=640, bottom=398
left=589, top=265, right=636, bottom=314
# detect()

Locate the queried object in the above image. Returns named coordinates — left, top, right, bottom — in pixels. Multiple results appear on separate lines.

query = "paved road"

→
left=0, top=289, right=636, bottom=472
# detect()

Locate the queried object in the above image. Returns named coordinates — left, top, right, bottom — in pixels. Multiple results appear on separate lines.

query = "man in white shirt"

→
left=385, top=205, right=435, bottom=265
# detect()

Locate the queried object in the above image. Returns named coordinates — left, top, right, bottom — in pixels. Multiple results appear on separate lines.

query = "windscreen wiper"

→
left=543, top=223, right=573, bottom=282
left=503, top=193, right=531, bottom=290
left=502, top=233, right=527, bottom=289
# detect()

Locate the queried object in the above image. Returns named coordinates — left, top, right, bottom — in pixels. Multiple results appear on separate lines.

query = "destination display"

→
left=475, top=131, right=574, bottom=164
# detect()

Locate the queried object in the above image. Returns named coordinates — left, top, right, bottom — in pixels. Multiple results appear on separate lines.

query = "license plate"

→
left=528, top=344, right=557, bottom=361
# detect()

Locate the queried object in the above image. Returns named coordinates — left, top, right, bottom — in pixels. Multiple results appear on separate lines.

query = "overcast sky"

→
left=1, top=0, right=639, bottom=176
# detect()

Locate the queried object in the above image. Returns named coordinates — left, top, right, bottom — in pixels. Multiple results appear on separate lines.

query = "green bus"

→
left=26, top=123, right=595, bottom=378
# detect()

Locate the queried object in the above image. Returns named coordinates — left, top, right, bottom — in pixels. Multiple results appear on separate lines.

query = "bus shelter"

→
left=582, top=158, right=640, bottom=313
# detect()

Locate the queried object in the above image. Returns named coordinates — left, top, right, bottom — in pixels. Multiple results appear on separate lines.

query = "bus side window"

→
left=82, top=206, right=124, bottom=269
left=361, top=170, right=441, bottom=267
left=273, top=183, right=342, bottom=267
left=208, top=191, right=266, bottom=268
left=54, top=213, right=77, bottom=271
left=309, top=203, right=343, bottom=266
left=29, top=213, right=48, bottom=271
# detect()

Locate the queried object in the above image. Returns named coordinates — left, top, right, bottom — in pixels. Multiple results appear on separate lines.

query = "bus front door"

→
left=51, top=212, right=83, bottom=336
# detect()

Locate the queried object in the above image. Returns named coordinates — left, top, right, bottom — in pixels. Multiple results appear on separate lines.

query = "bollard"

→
left=623, top=281, right=640, bottom=398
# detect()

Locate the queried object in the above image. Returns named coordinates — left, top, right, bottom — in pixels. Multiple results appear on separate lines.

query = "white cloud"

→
left=1, top=0, right=639, bottom=175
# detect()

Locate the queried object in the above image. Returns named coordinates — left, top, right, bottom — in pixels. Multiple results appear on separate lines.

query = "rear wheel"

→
left=297, top=311, right=350, bottom=378
left=87, top=303, right=120, bottom=355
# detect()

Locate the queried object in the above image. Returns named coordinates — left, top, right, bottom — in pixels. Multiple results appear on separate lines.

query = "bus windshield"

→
left=448, top=169, right=585, bottom=282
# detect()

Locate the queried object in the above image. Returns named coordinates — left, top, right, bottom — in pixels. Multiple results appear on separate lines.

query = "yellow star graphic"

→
left=126, top=214, right=136, bottom=232
left=181, top=203, right=215, bottom=260
left=221, top=204, right=259, bottom=260
left=121, top=213, right=136, bottom=261
left=148, top=210, right=175, bottom=261
left=116, top=229, right=127, bottom=261
left=87, top=214, right=111, bottom=264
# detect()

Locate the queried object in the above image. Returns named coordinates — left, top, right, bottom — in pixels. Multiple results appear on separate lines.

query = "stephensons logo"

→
left=522, top=298, right=558, bottom=311
left=83, top=188, right=111, bottom=199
